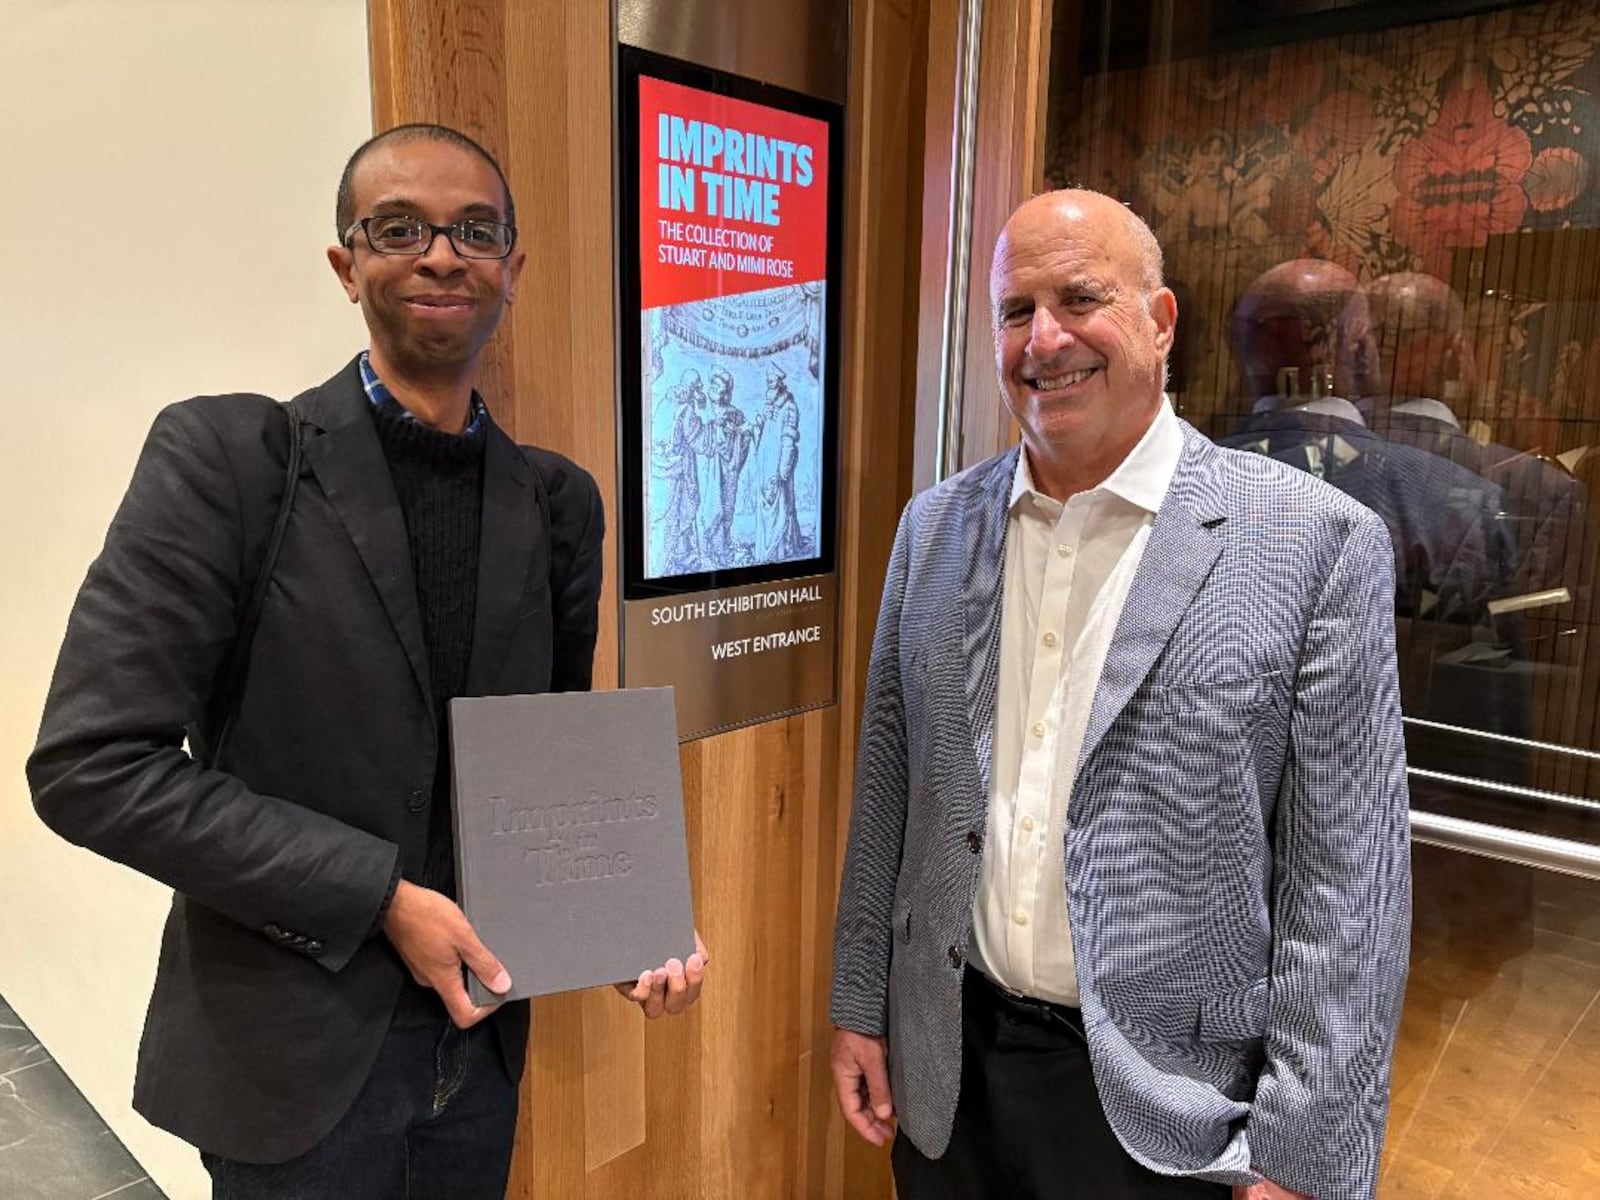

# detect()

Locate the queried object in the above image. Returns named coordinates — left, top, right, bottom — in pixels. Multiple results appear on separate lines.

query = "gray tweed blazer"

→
left=831, top=422, right=1410, bottom=1198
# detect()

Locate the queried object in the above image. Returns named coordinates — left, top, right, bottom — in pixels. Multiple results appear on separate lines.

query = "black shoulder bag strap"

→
left=203, top=399, right=303, bottom=769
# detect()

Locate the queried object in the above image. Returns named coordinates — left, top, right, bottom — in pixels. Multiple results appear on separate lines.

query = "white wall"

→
left=0, top=3, right=370, bottom=1195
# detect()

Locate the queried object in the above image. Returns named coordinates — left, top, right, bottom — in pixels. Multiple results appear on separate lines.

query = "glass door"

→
left=1043, top=1, right=1600, bottom=1192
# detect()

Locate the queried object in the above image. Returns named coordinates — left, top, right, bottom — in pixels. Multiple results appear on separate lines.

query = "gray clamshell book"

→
left=449, top=687, right=695, bottom=1004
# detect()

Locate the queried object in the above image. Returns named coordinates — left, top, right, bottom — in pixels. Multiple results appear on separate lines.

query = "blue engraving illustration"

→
left=643, top=283, right=825, bottom=579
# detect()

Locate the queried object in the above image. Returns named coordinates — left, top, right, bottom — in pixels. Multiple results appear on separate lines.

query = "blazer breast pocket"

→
left=1155, top=670, right=1283, bottom=720
left=1148, top=671, right=1287, bottom=796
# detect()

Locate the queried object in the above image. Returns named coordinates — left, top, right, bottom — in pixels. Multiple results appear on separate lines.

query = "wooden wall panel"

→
left=369, top=0, right=519, bottom=433
left=821, top=0, right=933, bottom=1193
left=368, top=0, right=929, bottom=1195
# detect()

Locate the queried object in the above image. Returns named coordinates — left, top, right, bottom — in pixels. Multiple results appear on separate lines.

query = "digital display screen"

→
left=618, top=47, right=842, bottom=600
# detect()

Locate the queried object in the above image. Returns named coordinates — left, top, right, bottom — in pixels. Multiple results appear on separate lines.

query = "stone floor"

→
left=0, top=994, right=164, bottom=1200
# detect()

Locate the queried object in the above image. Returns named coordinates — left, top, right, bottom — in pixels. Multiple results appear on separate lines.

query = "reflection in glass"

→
left=1044, top=0, right=1600, bottom=830
left=1043, top=1, right=1600, bottom=1191
left=1223, top=260, right=1512, bottom=630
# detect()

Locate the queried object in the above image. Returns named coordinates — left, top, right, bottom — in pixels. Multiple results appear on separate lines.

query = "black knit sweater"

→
left=370, top=397, right=486, bottom=1023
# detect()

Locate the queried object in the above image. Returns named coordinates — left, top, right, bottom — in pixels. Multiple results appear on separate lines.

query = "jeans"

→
left=202, top=1017, right=517, bottom=1200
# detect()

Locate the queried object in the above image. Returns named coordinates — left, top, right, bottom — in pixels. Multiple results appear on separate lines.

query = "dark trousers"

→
left=202, top=1018, right=517, bottom=1200
left=892, top=970, right=1230, bottom=1200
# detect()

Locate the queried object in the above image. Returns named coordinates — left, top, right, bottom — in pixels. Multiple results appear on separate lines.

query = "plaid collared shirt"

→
left=358, top=351, right=486, bottom=436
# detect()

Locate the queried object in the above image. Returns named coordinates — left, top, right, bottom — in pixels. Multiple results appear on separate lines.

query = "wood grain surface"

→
left=368, top=2, right=1600, bottom=1196
left=369, top=1, right=924, bottom=1195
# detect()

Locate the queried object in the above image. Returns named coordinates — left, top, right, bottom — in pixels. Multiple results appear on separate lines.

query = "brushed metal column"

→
left=617, top=0, right=849, bottom=102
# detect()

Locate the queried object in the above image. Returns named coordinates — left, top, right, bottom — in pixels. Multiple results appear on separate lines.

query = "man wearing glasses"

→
left=29, top=124, right=706, bottom=1198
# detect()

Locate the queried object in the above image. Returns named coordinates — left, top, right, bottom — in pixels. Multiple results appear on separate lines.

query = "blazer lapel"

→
left=1076, top=427, right=1227, bottom=772
left=298, top=362, right=432, bottom=711
left=961, top=450, right=1018, bottom=803
left=464, top=424, right=537, bottom=695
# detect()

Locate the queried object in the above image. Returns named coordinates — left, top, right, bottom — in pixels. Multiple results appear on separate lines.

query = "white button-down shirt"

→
left=969, top=401, right=1183, bottom=1005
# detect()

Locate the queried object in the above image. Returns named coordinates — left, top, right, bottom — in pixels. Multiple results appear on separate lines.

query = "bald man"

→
left=1224, top=261, right=1510, bottom=627
left=1358, top=271, right=1584, bottom=599
left=1360, top=271, right=1473, bottom=408
left=831, top=192, right=1410, bottom=1199
left=1229, top=258, right=1375, bottom=410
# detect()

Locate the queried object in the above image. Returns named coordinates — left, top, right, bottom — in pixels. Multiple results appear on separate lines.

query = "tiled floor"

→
left=0, top=994, right=165, bottom=1200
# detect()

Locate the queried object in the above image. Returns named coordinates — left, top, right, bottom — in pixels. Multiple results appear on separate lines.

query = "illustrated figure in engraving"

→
left=29, top=124, right=706, bottom=1199
left=754, top=361, right=805, bottom=562
left=659, top=367, right=707, bottom=574
left=831, top=191, right=1409, bottom=1200
left=695, top=366, right=752, bottom=566
left=802, top=280, right=825, bottom=378
left=650, top=287, right=825, bottom=572
left=648, top=310, right=668, bottom=382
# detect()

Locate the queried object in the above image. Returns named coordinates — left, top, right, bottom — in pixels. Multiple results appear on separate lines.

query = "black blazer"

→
left=28, top=358, right=604, bottom=1162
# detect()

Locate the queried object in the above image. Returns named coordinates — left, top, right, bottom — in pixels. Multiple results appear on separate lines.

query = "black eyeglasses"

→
left=343, top=215, right=517, bottom=260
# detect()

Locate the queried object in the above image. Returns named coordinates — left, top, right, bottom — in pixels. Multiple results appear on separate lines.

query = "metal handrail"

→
left=1406, top=766, right=1600, bottom=815
left=1411, top=809, right=1600, bottom=883
left=1403, top=716, right=1600, bottom=763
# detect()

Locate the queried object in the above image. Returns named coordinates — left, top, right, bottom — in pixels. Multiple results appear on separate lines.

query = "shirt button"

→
left=1042, top=631, right=1058, bottom=648
left=1031, top=721, right=1045, bottom=739
left=1021, top=815, right=1035, bottom=833
left=1013, top=909, right=1028, bottom=926
left=1057, top=543, right=1072, bottom=558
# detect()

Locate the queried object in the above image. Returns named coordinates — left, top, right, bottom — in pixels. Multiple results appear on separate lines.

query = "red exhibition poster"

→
left=637, top=74, right=831, bottom=581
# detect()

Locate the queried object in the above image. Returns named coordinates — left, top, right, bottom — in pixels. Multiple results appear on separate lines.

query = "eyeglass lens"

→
left=363, top=217, right=513, bottom=259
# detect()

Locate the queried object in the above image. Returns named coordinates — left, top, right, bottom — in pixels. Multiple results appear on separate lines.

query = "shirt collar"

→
left=1010, top=398, right=1183, bottom=514
left=358, top=350, right=486, bottom=436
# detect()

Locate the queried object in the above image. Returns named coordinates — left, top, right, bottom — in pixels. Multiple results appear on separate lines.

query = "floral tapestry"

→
left=1045, top=0, right=1600, bottom=440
